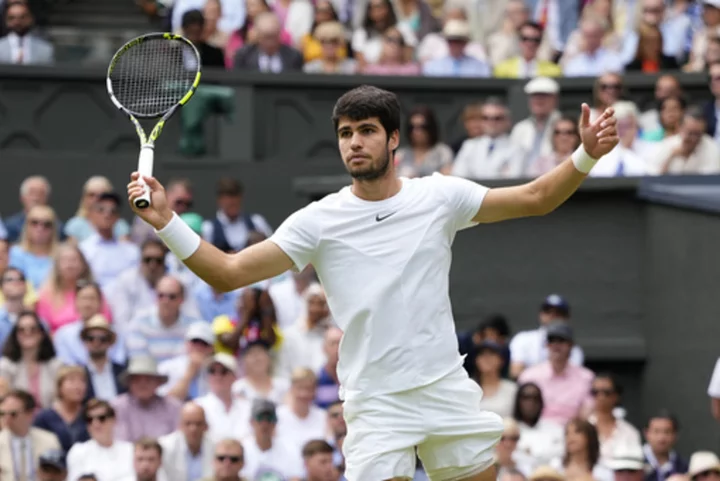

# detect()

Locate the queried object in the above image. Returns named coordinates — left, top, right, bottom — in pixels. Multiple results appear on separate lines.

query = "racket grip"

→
left=134, top=146, right=154, bottom=210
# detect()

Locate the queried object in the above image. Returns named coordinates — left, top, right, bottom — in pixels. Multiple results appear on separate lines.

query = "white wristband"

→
left=571, top=145, right=599, bottom=174
left=155, top=213, right=201, bottom=261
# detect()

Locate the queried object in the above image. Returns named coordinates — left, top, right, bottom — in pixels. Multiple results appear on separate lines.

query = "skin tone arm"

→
left=473, top=103, right=618, bottom=223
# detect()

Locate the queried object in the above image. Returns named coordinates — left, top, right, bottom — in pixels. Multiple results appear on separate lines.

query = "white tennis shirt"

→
left=269, top=173, right=489, bottom=401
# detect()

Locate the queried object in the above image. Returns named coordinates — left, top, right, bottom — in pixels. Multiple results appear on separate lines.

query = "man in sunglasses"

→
left=202, top=439, right=247, bottom=481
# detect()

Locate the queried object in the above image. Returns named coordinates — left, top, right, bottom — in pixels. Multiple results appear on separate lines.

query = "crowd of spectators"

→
left=0, top=173, right=717, bottom=481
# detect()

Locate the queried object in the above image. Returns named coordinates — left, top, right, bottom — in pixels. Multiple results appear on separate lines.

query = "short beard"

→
left=347, top=148, right=391, bottom=181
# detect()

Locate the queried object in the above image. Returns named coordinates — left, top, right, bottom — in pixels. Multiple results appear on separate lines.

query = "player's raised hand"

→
left=127, top=172, right=174, bottom=230
left=579, top=103, right=619, bottom=159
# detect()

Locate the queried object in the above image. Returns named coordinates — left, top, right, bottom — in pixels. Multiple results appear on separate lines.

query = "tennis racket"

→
left=106, top=32, right=202, bottom=209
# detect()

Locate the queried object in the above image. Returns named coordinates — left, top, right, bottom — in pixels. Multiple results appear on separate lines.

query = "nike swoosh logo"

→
left=375, top=212, right=396, bottom=222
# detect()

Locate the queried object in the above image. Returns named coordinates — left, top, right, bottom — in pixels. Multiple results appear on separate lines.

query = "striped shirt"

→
left=126, top=309, right=201, bottom=363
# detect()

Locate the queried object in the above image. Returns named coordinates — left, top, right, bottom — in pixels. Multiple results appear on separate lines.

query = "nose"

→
left=350, top=132, right=364, bottom=150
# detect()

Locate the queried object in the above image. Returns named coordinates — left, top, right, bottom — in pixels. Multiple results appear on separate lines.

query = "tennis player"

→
left=127, top=85, right=618, bottom=481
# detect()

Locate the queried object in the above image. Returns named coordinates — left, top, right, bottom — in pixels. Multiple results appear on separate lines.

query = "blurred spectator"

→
left=325, top=399, right=345, bottom=453
left=64, top=176, right=131, bottom=244
left=527, top=114, right=581, bottom=177
left=270, top=0, right=314, bottom=47
left=232, top=341, right=290, bottom=404
left=225, top=0, right=293, bottom=68
left=0, top=219, right=6, bottom=241
left=241, top=399, right=305, bottom=480
left=33, top=365, right=89, bottom=452
left=704, top=62, right=720, bottom=143
left=112, top=356, right=183, bottom=442
left=37, top=449, right=67, bottom=481
left=527, top=466, right=562, bottom=481
left=171, top=0, right=245, bottom=42
left=130, top=179, right=193, bottom=245
left=626, top=23, right=679, bottom=72
left=510, top=294, right=584, bottom=380
left=159, top=402, right=215, bottom=480
left=474, top=341, right=517, bottom=419
left=643, top=95, right=687, bottom=142
left=10, top=205, right=59, bottom=290
left=303, top=21, right=356, bottom=73
left=157, top=322, right=216, bottom=400
left=526, top=0, right=579, bottom=59
left=0, top=1, right=53, bottom=65
left=513, top=382, right=565, bottom=472
left=452, top=98, right=524, bottom=178
left=315, top=326, right=341, bottom=409
left=195, top=353, right=251, bottom=441
left=589, top=73, right=627, bottom=122
left=66, top=398, right=135, bottom=481
left=488, top=0, right=537, bottom=67
left=302, top=440, right=339, bottom=481
left=563, top=17, right=624, bottom=77
left=422, top=20, right=490, bottom=77
left=78, top=192, right=140, bottom=289
left=607, top=443, right=646, bottom=481
left=128, top=438, right=167, bottom=481
left=202, top=0, right=231, bottom=49
left=0, top=389, right=61, bottom=480
left=300, top=0, right=344, bottom=63
left=590, top=101, right=651, bottom=177
left=77, top=315, right=126, bottom=401
left=394, top=106, right=453, bottom=177
left=639, top=75, right=683, bottom=135
left=631, top=0, right=692, bottom=63
left=496, top=417, right=527, bottom=475
left=652, top=106, right=720, bottom=174
left=563, top=0, right=629, bottom=65
left=193, top=280, right=243, bottom=331
left=182, top=10, right=226, bottom=67
left=643, top=411, right=688, bottom=481
left=53, top=284, right=127, bottom=369
left=459, top=314, right=511, bottom=378
left=392, top=0, right=439, bottom=41
left=278, top=283, right=331, bottom=378
left=127, top=275, right=203, bottom=364
left=233, top=12, right=304, bottom=71
left=268, top=266, right=316, bottom=330
left=685, top=0, right=720, bottom=71
left=518, top=322, right=593, bottom=426
left=215, top=288, right=278, bottom=356
left=495, top=22, right=561, bottom=78
left=687, top=452, right=720, bottom=481
left=705, top=36, right=720, bottom=67
left=277, top=368, right=327, bottom=452
left=205, top=438, right=246, bottom=481
left=0, top=243, right=37, bottom=309
left=553, top=418, right=612, bottom=481
left=0, top=311, right=61, bottom=409
left=709, top=355, right=720, bottom=421
left=5, top=176, right=51, bottom=243
left=417, top=6, right=486, bottom=66
left=351, top=0, right=416, bottom=67
left=202, top=178, right=273, bottom=253
left=510, top=77, right=561, bottom=174
left=500, top=467, right=528, bottom=481
left=450, top=101, right=484, bottom=155
left=587, top=373, right=641, bottom=468
left=362, top=26, right=419, bottom=74
left=36, top=243, right=112, bottom=333
left=461, top=0, right=508, bottom=46
left=0, top=268, right=33, bottom=342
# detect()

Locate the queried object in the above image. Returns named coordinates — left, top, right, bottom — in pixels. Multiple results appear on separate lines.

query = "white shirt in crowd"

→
left=477, top=379, right=518, bottom=419
left=67, top=439, right=135, bottom=481
left=241, top=435, right=305, bottom=480
left=232, top=377, right=291, bottom=405
left=156, top=355, right=210, bottom=398
left=268, top=277, right=305, bottom=329
left=516, top=419, right=565, bottom=471
left=79, top=235, right=140, bottom=289
left=269, top=173, right=489, bottom=401
left=563, top=48, right=624, bottom=77
left=589, top=145, right=649, bottom=177
left=195, top=392, right=252, bottom=442
left=11, top=435, right=34, bottom=481
left=87, top=360, right=119, bottom=401
left=276, top=404, right=328, bottom=452
left=588, top=413, right=642, bottom=468
left=510, top=327, right=585, bottom=368
left=451, top=136, right=526, bottom=180
left=650, top=134, right=720, bottom=175
left=277, top=318, right=331, bottom=379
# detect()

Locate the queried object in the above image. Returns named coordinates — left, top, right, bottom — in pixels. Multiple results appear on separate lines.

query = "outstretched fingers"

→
left=591, top=107, right=616, bottom=132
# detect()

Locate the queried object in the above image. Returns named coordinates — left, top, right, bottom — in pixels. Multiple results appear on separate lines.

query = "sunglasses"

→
left=410, top=123, right=427, bottom=130
left=29, top=219, right=53, bottom=229
left=2, top=275, right=24, bottom=283
left=554, top=129, right=576, bottom=135
left=17, top=325, right=40, bottom=335
left=86, top=413, right=112, bottom=424
left=329, top=411, right=343, bottom=418
left=216, top=455, right=243, bottom=463
left=157, top=292, right=179, bottom=300
left=174, top=199, right=193, bottom=209
left=482, top=115, right=505, bottom=122
left=590, top=388, right=615, bottom=397
left=547, top=336, right=568, bottom=344
left=520, top=36, right=541, bottom=43
left=83, top=334, right=111, bottom=343
left=142, top=256, right=165, bottom=265
left=254, top=413, right=277, bottom=423
left=94, top=206, right=119, bottom=215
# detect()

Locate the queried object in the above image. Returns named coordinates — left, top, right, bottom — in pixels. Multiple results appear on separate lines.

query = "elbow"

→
left=526, top=182, right=554, bottom=217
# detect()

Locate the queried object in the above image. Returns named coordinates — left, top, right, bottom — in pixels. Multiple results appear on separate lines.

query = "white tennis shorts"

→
left=342, top=367, right=504, bottom=481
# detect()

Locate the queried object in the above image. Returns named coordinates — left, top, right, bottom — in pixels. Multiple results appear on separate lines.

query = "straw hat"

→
left=121, top=356, right=168, bottom=384
left=688, top=452, right=720, bottom=479
left=80, top=314, right=116, bottom=345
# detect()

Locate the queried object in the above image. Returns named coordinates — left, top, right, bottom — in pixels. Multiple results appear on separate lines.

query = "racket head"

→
left=106, top=33, right=202, bottom=119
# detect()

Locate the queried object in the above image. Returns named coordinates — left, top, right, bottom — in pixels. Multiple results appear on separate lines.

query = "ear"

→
left=388, top=129, right=400, bottom=152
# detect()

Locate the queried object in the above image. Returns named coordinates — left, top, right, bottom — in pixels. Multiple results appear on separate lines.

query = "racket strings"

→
left=109, top=38, right=198, bottom=117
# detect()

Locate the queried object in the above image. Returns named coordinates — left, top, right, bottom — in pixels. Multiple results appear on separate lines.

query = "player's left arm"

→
left=473, top=104, right=618, bottom=224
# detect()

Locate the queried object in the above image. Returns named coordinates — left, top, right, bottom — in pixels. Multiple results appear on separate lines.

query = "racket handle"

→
left=134, top=145, right=154, bottom=210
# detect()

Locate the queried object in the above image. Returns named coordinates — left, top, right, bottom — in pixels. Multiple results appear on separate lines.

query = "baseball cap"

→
left=541, top=294, right=570, bottom=314
left=546, top=321, right=573, bottom=341
left=251, top=399, right=277, bottom=421
left=39, top=449, right=67, bottom=470
left=524, top=77, right=560, bottom=95
left=606, top=443, right=645, bottom=471
left=185, top=322, right=215, bottom=345
left=180, top=212, right=204, bottom=235
left=209, top=352, right=237, bottom=373
left=704, top=0, right=720, bottom=9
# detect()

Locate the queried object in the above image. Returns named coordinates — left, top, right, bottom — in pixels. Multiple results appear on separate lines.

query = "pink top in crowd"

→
left=36, top=290, right=114, bottom=333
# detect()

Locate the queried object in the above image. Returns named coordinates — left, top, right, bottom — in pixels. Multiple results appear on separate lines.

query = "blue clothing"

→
left=54, top=320, right=128, bottom=367
left=192, top=282, right=241, bottom=322
left=64, top=216, right=130, bottom=243
left=315, top=366, right=340, bottom=409
left=33, top=408, right=89, bottom=452
left=9, top=245, right=52, bottom=290
left=422, top=55, right=490, bottom=77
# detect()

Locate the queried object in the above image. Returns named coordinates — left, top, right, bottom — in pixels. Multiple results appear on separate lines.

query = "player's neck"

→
left=350, top=176, right=402, bottom=202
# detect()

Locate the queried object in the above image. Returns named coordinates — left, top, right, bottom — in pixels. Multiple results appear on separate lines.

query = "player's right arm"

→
left=127, top=173, right=294, bottom=292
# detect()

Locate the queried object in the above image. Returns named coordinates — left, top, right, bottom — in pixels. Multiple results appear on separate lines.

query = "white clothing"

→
left=649, top=134, right=720, bottom=175
left=156, top=354, right=210, bottom=398
left=201, top=211, right=273, bottom=253
left=477, top=379, right=517, bottom=419
left=240, top=435, right=305, bottom=480
left=10, top=435, right=33, bottom=481
left=232, top=377, right=290, bottom=404
left=589, top=145, right=649, bottom=177
left=551, top=457, right=614, bottom=481
left=516, top=419, right=565, bottom=471
left=451, top=136, right=526, bottom=179
left=269, top=173, right=489, bottom=400
left=510, top=327, right=585, bottom=368
left=588, top=414, right=642, bottom=468
left=708, top=358, right=720, bottom=398
left=195, top=392, right=252, bottom=442
left=158, top=430, right=214, bottom=481
left=67, top=439, right=135, bottom=481
left=351, top=24, right=417, bottom=64
left=276, top=404, right=327, bottom=452
left=276, top=318, right=330, bottom=379
left=268, top=277, right=304, bottom=329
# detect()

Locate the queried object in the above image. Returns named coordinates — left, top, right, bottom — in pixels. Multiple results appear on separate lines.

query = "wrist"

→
left=155, top=212, right=201, bottom=260
left=571, top=145, right=599, bottom=174
left=151, top=210, right=175, bottom=231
